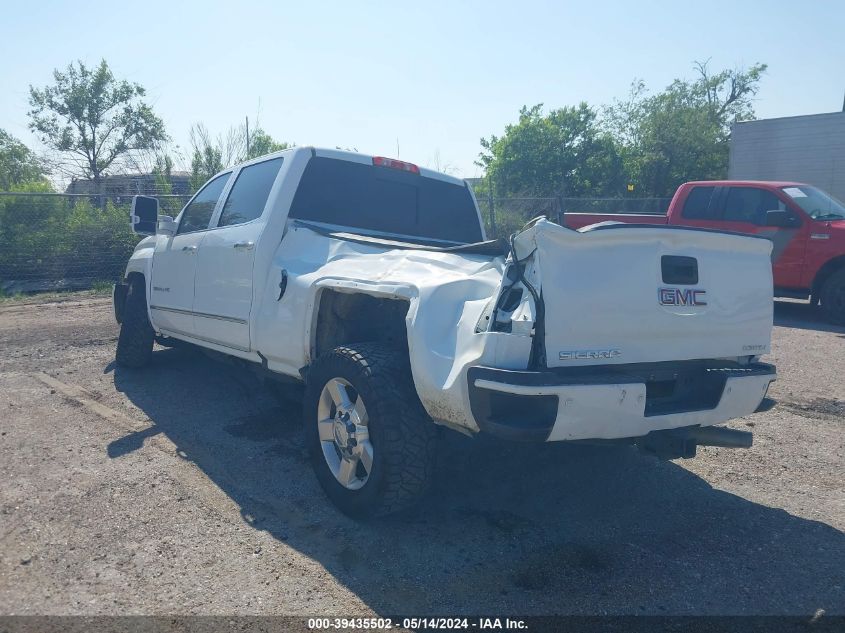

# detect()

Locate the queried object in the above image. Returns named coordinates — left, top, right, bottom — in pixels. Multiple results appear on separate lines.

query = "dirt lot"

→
left=0, top=295, right=842, bottom=616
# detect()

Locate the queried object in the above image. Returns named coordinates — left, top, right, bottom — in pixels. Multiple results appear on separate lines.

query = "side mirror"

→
left=765, top=210, right=800, bottom=228
left=157, top=215, right=178, bottom=237
left=130, top=195, right=159, bottom=235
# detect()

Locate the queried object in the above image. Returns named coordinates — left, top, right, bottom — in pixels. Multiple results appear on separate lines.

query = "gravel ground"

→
left=0, top=295, right=842, bottom=616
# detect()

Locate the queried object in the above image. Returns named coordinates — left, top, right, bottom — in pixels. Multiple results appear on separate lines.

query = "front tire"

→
left=303, top=343, right=436, bottom=518
left=115, top=277, right=155, bottom=368
left=819, top=268, right=845, bottom=325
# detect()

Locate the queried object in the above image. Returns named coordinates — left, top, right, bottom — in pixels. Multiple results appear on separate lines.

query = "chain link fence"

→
left=0, top=192, right=671, bottom=295
left=0, top=193, right=190, bottom=294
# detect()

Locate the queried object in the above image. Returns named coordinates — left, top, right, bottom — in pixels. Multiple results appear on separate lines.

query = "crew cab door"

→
left=149, top=173, right=230, bottom=336
left=675, top=185, right=807, bottom=288
left=716, top=186, right=806, bottom=288
left=193, top=157, right=284, bottom=351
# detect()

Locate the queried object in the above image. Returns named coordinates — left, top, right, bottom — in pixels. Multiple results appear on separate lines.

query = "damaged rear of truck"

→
left=116, top=148, right=776, bottom=517
left=334, top=217, right=778, bottom=449
left=454, top=218, right=776, bottom=448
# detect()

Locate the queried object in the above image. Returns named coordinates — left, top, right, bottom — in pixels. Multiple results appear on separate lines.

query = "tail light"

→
left=372, top=156, right=420, bottom=174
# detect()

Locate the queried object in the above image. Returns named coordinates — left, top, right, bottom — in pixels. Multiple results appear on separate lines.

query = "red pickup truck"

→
left=563, top=181, right=845, bottom=324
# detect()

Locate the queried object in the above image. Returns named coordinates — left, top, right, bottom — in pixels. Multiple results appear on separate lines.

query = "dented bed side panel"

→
left=251, top=223, right=530, bottom=429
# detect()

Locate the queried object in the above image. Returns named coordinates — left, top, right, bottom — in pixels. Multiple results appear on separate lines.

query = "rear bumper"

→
left=467, top=361, right=776, bottom=443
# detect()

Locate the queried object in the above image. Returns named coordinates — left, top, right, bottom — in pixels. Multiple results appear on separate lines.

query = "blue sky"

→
left=2, top=0, right=843, bottom=179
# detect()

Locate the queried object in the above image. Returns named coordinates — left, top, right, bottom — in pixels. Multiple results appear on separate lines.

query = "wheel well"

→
left=125, top=271, right=145, bottom=287
left=312, top=290, right=410, bottom=361
left=116, top=272, right=145, bottom=314
left=812, top=256, right=845, bottom=299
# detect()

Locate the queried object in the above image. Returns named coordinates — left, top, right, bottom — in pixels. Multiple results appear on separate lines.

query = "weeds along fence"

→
left=0, top=192, right=671, bottom=295
left=0, top=193, right=190, bottom=294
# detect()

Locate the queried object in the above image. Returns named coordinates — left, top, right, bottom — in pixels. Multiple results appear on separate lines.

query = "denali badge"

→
left=742, top=344, right=768, bottom=352
left=659, top=287, right=707, bottom=306
left=559, top=349, right=621, bottom=361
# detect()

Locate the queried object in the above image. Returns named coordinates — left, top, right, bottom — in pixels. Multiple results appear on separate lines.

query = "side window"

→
left=724, top=187, right=784, bottom=225
left=681, top=186, right=717, bottom=220
left=218, top=157, right=284, bottom=227
left=178, top=173, right=230, bottom=234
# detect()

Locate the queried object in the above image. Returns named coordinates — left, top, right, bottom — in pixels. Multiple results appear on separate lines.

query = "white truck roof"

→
left=230, top=146, right=468, bottom=188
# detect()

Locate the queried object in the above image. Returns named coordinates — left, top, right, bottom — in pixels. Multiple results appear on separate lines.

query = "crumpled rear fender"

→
left=303, top=259, right=533, bottom=433
left=262, top=224, right=535, bottom=431
left=405, top=271, right=534, bottom=432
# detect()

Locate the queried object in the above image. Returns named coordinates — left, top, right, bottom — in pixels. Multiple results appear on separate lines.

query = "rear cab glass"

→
left=288, top=157, right=483, bottom=244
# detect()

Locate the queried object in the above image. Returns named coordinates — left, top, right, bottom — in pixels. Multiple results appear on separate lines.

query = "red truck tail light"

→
left=372, top=156, right=420, bottom=174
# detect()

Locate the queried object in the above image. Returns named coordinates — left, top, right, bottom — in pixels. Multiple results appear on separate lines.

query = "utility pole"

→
left=487, top=173, right=497, bottom=238
left=245, top=116, right=250, bottom=158
left=557, top=179, right=567, bottom=225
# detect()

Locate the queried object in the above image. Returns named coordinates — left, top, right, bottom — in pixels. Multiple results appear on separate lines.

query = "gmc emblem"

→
left=659, top=287, right=707, bottom=306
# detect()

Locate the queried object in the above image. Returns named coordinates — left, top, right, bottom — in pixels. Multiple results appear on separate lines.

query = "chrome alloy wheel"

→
left=317, top=377, right=374, bottom=490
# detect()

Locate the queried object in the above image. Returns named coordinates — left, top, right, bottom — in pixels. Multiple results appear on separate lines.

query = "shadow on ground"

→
left=774, top=300, right=845, bottom=335
left=110, top=347, right=844, bottom=615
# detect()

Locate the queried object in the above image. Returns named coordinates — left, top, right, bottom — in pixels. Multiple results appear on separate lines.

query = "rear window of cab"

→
left=288, top=157, right=483, bottom=244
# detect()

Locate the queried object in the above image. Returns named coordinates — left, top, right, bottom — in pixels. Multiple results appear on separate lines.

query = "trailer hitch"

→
left=636, top=425, right=753, bottom=460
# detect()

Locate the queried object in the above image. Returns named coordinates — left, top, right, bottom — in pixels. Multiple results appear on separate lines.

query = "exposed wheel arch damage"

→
left=312, top=289, right=411, bottom=360
left=306, top=263, right=534, bottom=435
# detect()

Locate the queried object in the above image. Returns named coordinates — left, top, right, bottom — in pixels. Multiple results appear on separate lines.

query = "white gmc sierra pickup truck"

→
left=114, top=147, right=777, bottom=517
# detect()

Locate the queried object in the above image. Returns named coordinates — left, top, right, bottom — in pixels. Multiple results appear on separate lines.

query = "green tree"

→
left=188, top=122, right=292, bottom=189
left=477, top=103, right=624, bottom=198
left=190, top=145, right=223, bottom=190
left=189, top=124, right=225, bottom=190
left=247, top=128, right=291, bottom=159
left=0, top=129, right=46, bottom=190
left=151, top=154, right=174, bottom=194
left=605, top=61, right=767, bottom=196
left=28, top=59, right=167, bottom=193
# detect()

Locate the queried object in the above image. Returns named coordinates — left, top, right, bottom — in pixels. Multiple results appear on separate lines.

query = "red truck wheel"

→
left=819, top=268, right=845, bottom=325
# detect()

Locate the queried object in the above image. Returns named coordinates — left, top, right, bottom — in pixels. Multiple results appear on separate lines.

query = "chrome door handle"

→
left=181, top=245, right=197, bottom=253
left=234, top=241, right=254, bottom=250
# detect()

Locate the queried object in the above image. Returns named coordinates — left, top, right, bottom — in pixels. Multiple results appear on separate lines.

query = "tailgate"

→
left=520, top=221, right=773, bottom=368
